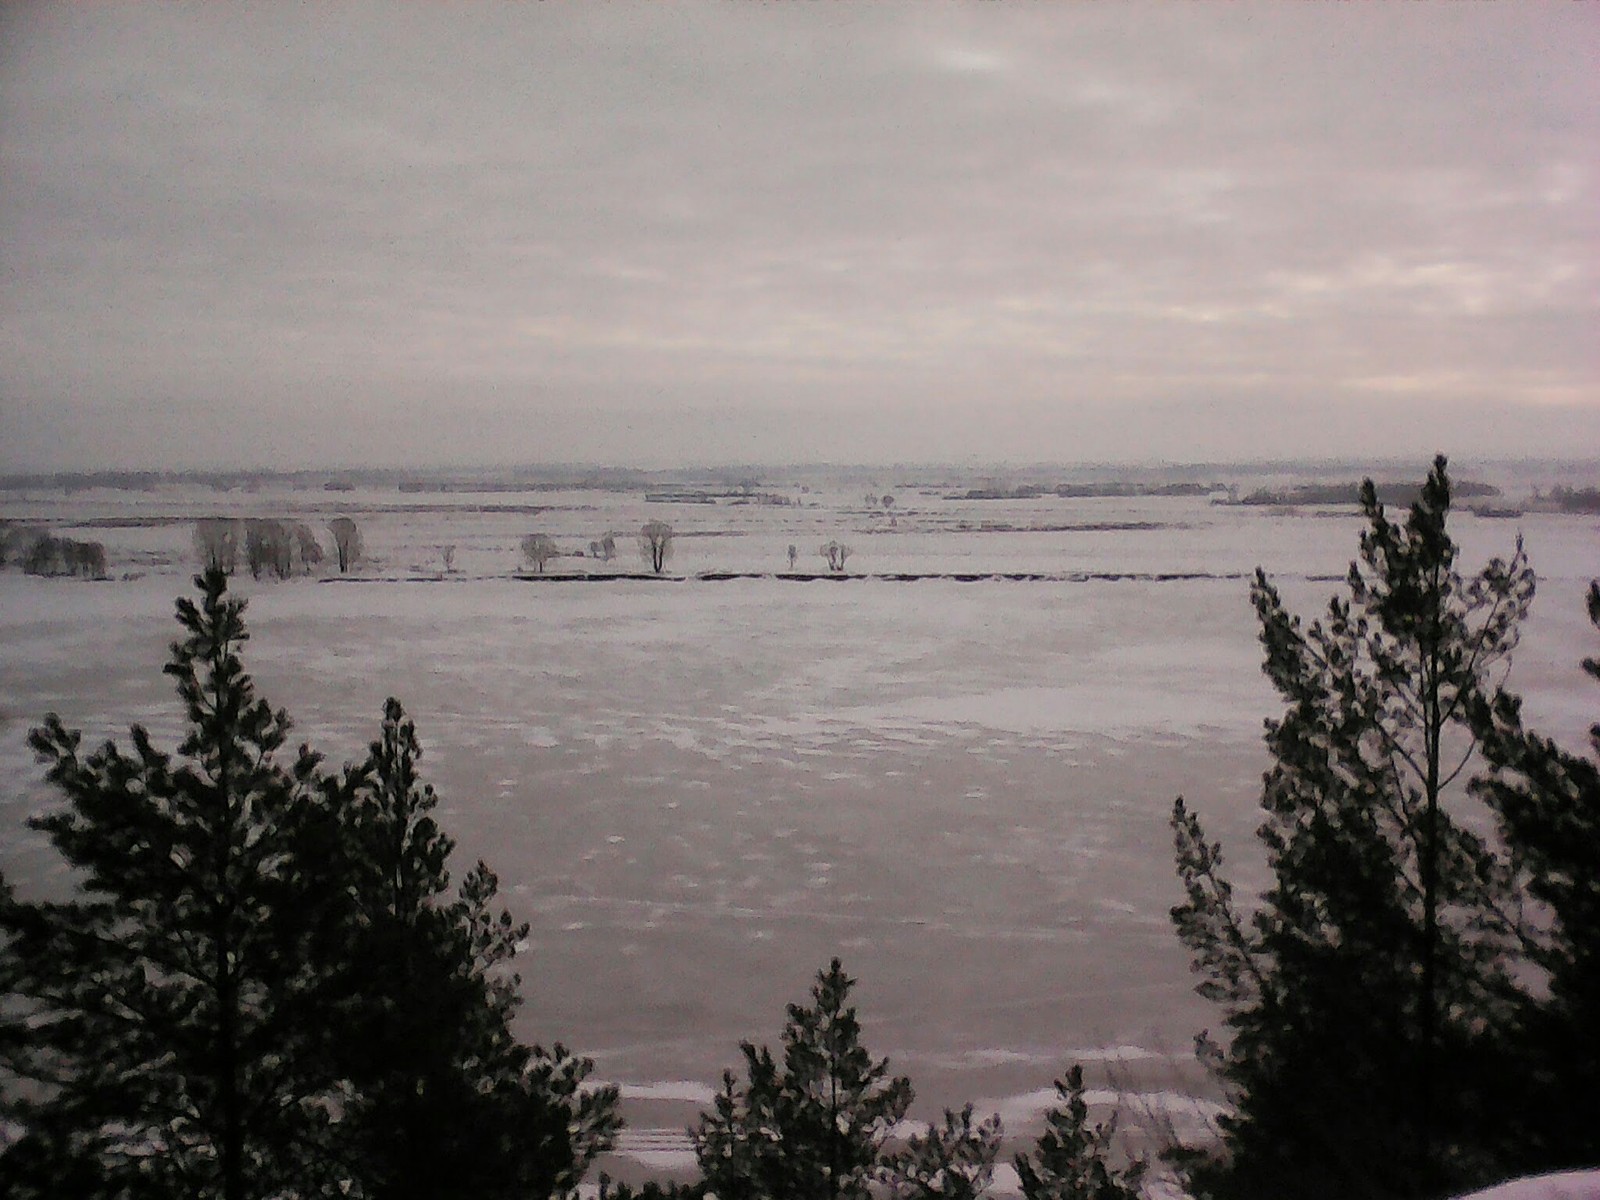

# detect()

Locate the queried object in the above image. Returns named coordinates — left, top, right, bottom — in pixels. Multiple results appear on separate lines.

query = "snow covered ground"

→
left=2, top=470, right=1596, bottom=1185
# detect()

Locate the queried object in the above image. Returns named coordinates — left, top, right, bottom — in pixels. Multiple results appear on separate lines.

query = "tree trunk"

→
left=1419, top=602, right=1443, bottom=1180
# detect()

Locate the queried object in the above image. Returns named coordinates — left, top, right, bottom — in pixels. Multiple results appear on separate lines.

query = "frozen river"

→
left=2, top=469, right=1596, bottom=1180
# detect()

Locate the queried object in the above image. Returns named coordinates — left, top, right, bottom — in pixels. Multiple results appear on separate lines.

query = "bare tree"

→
left=194, top=518, right=241, bottom=573
left=639, top=521, right=673, bottom=574
left=71, top=541, right=108, bottom=579
left=244, top=519, right=295, bottom=581
left=520, top=533, right=558, bottom=573
left=251, top=520, right=282, bottom=580
left=6, top=527, right=36, bottom=571
left=821, top=539, right=852, bottom=572
left=787, top=543, right=798, bottom=570
left=439, top=545, right=456, bottom=573
left=23, top=535, right=64, bottom=576
left=329, top=517, right=363, bottom=574
left=293, top=523, right=324, bottom=573
left=587, top=534, right=617, bottom=562
left=21, top=535, right=105, bottom=579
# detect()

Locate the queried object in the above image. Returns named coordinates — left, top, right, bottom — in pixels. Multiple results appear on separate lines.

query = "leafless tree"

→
left=21, top=535, right=105, bottom=578
left=293, top=523, right=324, bottom=572
left=439, top=545, right=456, bottom=573
left=787, top=543, right=798, bottom=570
left=881, top=494, right=895, bottom=510
left=820, top=539, right=852, bottom=572
left=23, top=535, right=63, bottom=576
left=520, top=533, right=558, bottom=573
left=329, top=517, right=363, bottom=573
left=194, top=518, right=241, bottom=573
left=638, top=521, right=674, bottom=574
left=245, top=519, right=295, bottom=580
left=599, top=532, right=617, bottom=562
left=72, top=541, right=108, bottom=579
left=244, top=520, right=268, bottom=579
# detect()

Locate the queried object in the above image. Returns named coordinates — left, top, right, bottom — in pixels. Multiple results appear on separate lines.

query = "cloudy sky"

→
left=2, top=3, right=1595, bottom=471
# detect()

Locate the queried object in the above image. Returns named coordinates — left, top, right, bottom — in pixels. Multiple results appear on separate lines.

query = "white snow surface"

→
left=3, top=477, right=1597, bottom=1184
left=1453, top=1172, right=1600, bottom=1200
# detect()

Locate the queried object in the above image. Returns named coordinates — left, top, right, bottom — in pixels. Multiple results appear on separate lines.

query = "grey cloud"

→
left=1, top=2, right=1595, bottom=469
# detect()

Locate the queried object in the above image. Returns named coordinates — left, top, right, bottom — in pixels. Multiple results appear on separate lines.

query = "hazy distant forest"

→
left=1, top=457, right=1597, bottom=1200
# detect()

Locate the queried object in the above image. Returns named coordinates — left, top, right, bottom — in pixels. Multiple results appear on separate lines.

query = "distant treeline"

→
left=953, top=482, right=1218, bottom=500
left=1054, top=481, right=1215, bottom=498
left=1239, top=479, right=1500, bottom=507
left=1543, top=485, right=1600, bottom=514
left=0, top=467, right=666, bottom=495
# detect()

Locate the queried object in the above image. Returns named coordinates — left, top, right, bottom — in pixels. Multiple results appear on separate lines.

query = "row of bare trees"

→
left=194, top=517, right=362, bottom=577
left=519, top=524, right=857, bottom=576
left=1, top=524, right=108, bottom=582
left=10, top=514, right=855, bottom=583
left=520, top=523, right=676, bottom=574
left=1, top=528, right=108, bottom=578
left=787, top=540, right=855, bottom=572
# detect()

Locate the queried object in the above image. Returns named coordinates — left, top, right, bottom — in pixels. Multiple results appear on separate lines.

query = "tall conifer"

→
left=1171, top=457, right=1537, bottom=1198
left=1011, top=1065, right=1143, bottom=1200
left=327, top=698, right=619, bottom=1199
left=1472, top=581, right=1600, bottom=1170
left=694, top=959, right=913, bottom=1200
left=0, top=568, right=345, bottom=1198
left=0, top=571, right=620, bottom=1198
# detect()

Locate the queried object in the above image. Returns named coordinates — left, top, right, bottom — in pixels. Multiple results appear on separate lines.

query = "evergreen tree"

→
left=0, top=568, right=347, bottom=1198
left=594, top=1178, right=705, bottom=1199
left=0, top=571, right=621, bottom=1198
left=326, top=698, right=619, bottom=1199
left=1170, top=456, right=1537, bottom=1198
left=1011, top=1066, right=1144, bottom=1200
left=1472, top=580, right=1600, bottom=1170
left=883, top=1103, right=1004, bottom=1199
left=693, top=958, right=913, bottom=1200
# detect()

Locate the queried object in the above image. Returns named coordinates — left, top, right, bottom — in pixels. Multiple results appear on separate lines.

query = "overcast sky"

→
left=1, top=3, right=1596, bottom=471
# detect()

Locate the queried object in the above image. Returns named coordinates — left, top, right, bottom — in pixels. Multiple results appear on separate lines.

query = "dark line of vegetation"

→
left=1236, top=479, right=1500, bottom=507
left=491, top=570, right=1251, bottom=583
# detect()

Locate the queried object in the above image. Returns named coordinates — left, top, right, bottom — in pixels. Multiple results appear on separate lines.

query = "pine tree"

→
left=595, top=1177, right=705, bottom=1199
left=1170, top=456, right=1537, bottom=1198
left=1472, top=580, right=1600, bottom=1170
left=884, top=1103, right=1004, bottom=1199
left=326, top=697, right=620, bottom=1199
left=1011, top=1066, right=1144, bottom=1200
left=0, top=571, right=622, bottom=1198
left=693, top=958, right=914, bottom=1200
left=0, top=568, right=348, bottom=1198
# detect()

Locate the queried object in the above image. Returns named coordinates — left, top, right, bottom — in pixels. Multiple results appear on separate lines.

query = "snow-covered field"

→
left=2, top=468, right=1596, bottom=1183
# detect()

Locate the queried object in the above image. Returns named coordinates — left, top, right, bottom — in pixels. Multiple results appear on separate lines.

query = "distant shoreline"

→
left=321, top=569, right=1261, bottom=585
